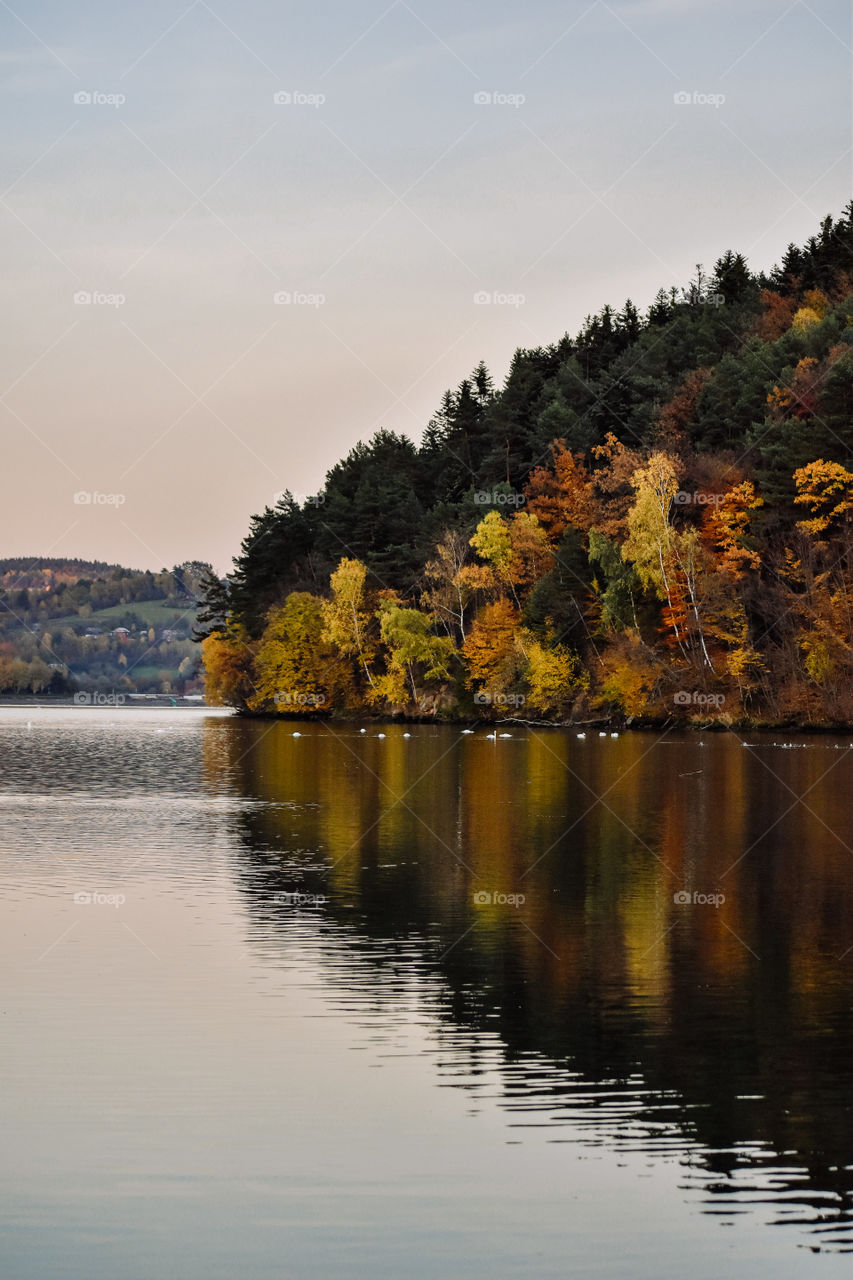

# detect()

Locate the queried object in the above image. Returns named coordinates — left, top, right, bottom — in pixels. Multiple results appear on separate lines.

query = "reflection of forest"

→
left=205, top=720, right=853, bottom=1249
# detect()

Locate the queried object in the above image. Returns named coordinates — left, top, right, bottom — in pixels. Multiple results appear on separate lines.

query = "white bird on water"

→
left=461, top=728, right=474, bottom=734
left=403, top=732, right=411, bottom=738
left=610, top=732, right=619, bottom=738
left=292, top=731, right=302, bottom=738
left=499, top=733, right=512, bottom=739
left=486, top=732, right=496, bottom=740
left=576, top=732, right=586, bottom=739
left=376, top=732, right=386, bottom=739
left=359, top=728, right=367, bottom=734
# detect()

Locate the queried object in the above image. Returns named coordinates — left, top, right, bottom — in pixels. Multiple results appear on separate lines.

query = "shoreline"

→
left=4, top=697, right=853, bottom=736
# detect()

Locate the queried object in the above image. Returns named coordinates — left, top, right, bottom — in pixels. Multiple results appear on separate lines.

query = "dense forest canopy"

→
left=201, top=205, right=853, bottom=725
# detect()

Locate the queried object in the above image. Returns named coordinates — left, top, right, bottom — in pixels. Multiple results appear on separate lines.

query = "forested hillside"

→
left=201, top=206, right=853, bottom=726
left=0, top=560, right=208, bottom=696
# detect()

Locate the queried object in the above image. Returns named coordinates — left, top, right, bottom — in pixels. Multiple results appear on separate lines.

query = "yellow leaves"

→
left=470, top=509, right=513, bottom=576
left=201, top=630, right=254, bottom=706
left=524, top=638, right=588, bottom=716
left=800, top=631, right=836, bottom=685
left=596, top=635, right=663, bottom=718
left=791, top=306, right=822, bottom=333
left=248, top=593, right=337, bottom=713
left=469, top=510, right=553, bottom=596
left=622, top=452, right=681, bottom=597
left=793, top=459, right=853, bottom=535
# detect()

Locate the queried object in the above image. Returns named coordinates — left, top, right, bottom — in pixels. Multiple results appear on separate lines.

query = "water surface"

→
left=2, top=708, right=852, bottom=1278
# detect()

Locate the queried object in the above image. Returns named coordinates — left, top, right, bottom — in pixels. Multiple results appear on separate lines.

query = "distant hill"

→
left=0, top=558, right=132, bottom=590
left=0, top=559, right=215, bottom=697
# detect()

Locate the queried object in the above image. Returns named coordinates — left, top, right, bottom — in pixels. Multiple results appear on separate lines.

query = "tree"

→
left=375, top=602, right=456, bottom=705
left=321, top=558, right=377, bottom=689
left=201, top=631, right=255, bottom=707
left=422, top=530, right=477, bottom=640
left=463, top=599, right=525, bottom=696
left=250, top=593, right=346, bottom=713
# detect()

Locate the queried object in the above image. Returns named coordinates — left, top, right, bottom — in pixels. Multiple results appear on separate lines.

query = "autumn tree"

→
left=321, top=558, right=377, bottom=689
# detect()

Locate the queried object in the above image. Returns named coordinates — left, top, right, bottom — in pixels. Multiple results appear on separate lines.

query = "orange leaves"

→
left=463, top=599, right=523, bottom=694
left=705, top=481, right=764, bottom=572
left=525, top=441, right=597, bottom=540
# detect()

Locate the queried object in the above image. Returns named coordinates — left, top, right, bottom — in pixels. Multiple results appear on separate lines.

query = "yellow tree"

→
left=523, top=637, right=588, bottom=717
left=374, top=602, right=457, bottom=705
left=321, top=558, right=377, bottom=689
left=793, top=460, right=853, bottom=537
left=469, top=510, right=552, bottom=607
left=201, top=629, right=255, bottom=706
left=249, top=592, right=346, bottom=713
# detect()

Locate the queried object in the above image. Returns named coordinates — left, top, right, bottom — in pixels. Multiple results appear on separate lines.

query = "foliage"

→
left=201, top=205, right=853, bottom=725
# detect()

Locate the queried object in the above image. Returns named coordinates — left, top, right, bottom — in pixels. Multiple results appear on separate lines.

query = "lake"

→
left=1, top=707, right=852, bottom=1278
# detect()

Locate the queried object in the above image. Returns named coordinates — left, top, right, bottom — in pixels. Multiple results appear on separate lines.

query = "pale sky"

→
left=2, top=0, right=851, bottom=573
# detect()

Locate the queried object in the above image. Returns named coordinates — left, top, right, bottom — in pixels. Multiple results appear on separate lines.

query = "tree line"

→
left=199, top=205, right=853, bottom=725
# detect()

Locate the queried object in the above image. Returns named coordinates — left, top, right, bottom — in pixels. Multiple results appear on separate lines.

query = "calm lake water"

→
left=2, top=707, right=853, bottom=1278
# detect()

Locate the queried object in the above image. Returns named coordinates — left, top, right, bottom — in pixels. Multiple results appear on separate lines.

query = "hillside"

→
left=200, top=205, right=853, bottom=727
left=0, top=560, right=211, bottom=697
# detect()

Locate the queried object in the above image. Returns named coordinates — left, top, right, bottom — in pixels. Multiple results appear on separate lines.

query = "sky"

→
left=1, top=0, right=851, bottom=574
